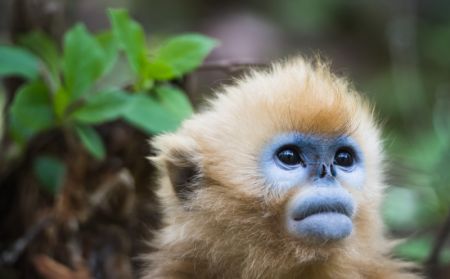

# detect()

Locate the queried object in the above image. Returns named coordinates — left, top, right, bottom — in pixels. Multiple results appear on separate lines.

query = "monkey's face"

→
left=154, top=59, right=384, bottom=263
left=260, top=133, right=364, bottom=241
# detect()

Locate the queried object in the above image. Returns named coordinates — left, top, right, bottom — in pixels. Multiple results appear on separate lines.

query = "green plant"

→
left=0, top=8, right=217, bottom=194
left=3, top=9, right=217, bottom=150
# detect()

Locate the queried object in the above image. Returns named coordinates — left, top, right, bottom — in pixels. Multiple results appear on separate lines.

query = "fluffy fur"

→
left=142, top=57, right=421, bottom=279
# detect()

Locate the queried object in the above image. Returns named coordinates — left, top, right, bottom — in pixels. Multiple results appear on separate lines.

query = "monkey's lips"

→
left=286, top=189, right=355, bottom=241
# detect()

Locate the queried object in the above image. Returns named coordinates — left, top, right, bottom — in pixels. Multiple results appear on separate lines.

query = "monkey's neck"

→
left=148, top=227, right=415, bottom=279
left=191, top=235, right=404, bottom=279
left=216, top=252, right=398, bottom=279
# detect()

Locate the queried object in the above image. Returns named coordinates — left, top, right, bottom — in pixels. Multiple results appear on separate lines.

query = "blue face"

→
left=260, top=133, right=365, bottom=241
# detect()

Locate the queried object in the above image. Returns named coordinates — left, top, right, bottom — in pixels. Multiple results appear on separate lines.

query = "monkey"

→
left=142, top=57, right=422, bottom=279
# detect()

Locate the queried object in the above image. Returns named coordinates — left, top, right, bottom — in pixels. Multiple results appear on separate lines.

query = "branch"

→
left=197, top=60, right=267, bottom=73
left=426, top=210, right=450, bottom=277
left=0, top=215, right=54, bottom=265
left=181, top=60, right=267, bottom=100
left=33, top=255, right=91, bottom=279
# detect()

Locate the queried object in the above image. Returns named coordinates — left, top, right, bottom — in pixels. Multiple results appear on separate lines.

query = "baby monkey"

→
left=143, top=58, right=421, bottom=279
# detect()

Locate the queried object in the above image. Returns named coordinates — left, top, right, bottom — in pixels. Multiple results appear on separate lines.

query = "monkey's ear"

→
left=151, top=134, right=202, bottom=201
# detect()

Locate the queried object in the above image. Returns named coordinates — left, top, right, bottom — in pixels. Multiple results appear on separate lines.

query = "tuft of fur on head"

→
left=143, top=57, right=421, bottom=279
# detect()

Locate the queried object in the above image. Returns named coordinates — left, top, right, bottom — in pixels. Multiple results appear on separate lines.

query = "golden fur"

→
left=143, top=57, right=421, bottom=279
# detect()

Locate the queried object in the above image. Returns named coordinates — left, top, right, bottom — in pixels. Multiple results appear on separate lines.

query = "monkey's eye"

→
left=334, top=149, right=354, bottom=167
left=276, top=146, right=304, bottom=167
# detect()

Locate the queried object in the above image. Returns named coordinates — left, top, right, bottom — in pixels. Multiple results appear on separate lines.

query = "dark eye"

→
left=276, top=146, right=304, bottom=167
left=334, top=149, right=354, bottom=167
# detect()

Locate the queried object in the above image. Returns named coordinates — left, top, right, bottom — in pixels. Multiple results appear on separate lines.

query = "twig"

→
left=197, top=60, right=267, bottom=74
left=33, top=255, right=91, bottom=279
left=181, top=60, right=267, bottom=101
left=0, top=215, right=54, bottom=265
left=426, top=210, right=450, bottom=277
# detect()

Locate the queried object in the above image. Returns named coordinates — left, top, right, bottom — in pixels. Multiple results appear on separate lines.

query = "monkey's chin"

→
left=287, top=212, right=353, bottom=241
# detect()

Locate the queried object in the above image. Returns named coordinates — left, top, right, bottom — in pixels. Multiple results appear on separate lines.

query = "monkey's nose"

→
left=316, top=164, right=336, bottom=179
left=319, top=164, right=327, bottom=178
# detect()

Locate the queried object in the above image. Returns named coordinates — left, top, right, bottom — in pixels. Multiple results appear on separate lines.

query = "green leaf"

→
left=71, top=90, right=131, bottom=124
left=62, top=24, right=107, bottom=100
left=96, top=31, right=119, bottom=76
left=93, top=56, right=135, bottom=92
left=75, top=125, right=105, bottom=160
left=123, top=87, right=192, bottom=134
left=19, top=31, right=60, bottom=86
left=153, top=34, right=218, bottom=77
left=54, top=87, right=70, bottom=120
left=155, top=85, right=193, bottom=120
left=9, top=81, right=54, bottom=144
left=33, top=155, right=65, bottom=195
left=146, top=60, right=175, bottom=80
left=108, top=9, right=147, bottom=74
left=0, top=46, right=40, bottom=79
left=123, top=94, right=181, bottom=134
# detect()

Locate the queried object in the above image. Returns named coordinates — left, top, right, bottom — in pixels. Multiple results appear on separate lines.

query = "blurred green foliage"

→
left=0, top=8, right=217, bottom=195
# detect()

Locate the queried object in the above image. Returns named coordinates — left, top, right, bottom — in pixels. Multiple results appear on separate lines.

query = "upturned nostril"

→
left=330, top=164, right=336, bottom=177
left=319, top=164, right=327, bottom=178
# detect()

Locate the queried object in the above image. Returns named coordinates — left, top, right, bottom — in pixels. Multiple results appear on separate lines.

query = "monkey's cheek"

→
left=287, top=213, right=353, bottom=241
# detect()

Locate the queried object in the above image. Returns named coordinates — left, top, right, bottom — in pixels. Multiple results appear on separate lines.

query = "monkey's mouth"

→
left=292, top=202, right=353, bottom=222
left=286, top=189, right=355, bottom=241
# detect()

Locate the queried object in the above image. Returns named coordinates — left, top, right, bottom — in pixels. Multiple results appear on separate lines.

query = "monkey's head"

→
left=152, top=58, right=386, bottom=270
